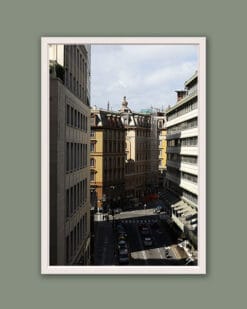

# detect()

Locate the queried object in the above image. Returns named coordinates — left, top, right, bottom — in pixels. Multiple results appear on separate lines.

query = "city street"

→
left=94, top=202, right=188, bottom=266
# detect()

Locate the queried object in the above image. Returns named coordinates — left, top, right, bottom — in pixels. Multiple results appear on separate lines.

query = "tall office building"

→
left=166, top=72, right=198, bottom=247
left=49, top=45, right=91, bottom=265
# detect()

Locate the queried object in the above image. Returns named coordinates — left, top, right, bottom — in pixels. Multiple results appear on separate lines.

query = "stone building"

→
left=120, top=97, right=154, bottom=201
left=49, top=45, right=91, bottom=265
left=90, top=108, right=125, bottom=211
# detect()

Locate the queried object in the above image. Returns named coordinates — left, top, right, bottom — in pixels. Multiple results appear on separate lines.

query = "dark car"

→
left=118, top=252, right=129, bottom=265
left=118, top=240, right=128, bottom=252
left=139, top=225, right=150, bottom=235
left=153, top=205, right=164, bottom=214
left=151, top=221, right=159, bottom=230
left=143, top=236, right=153, bottom=247
left=114, top=208, right=122, bottom=214
left=118, top=233, right=127, bottom=241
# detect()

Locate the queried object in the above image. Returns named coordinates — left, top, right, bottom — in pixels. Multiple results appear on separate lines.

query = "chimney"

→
left=175, top=90, right=187, bottom=102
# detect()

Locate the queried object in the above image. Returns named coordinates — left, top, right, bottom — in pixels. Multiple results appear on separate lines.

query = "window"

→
left=73, top=143, right=76, bottom=170
left=66, top=105, right=70, bottom=125
left=80, top=181, right=82, bottom=205
left=75, top=110, right=77, bottom=128
left=66, top=143, right=70, bottom=172
left=90, top=158, right=95, bottom=167
left=77, top=222, right=80, bottom=247
left=90, top=171, right=95, bottom=181
left=78, top=112, right=81, bottom=129
left=66, top=189, right=70, bottom=218
left=70, top=187, right=73, bottom=214
left=70, top=231, right=73, bottom=257
left=71, top=107, right=74, bottom=126
left=85, top=179, right=87, bottom=200
left=77, top=183, right=79, bottom=209
left=66, top=236, right=70, bottom=263
left=80, top=144, right=82, bottom=168
left=90, top=142, right=95, bottom=152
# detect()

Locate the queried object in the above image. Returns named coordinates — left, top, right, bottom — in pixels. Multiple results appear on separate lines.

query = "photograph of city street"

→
left=42, top=38, right=206, bottom=274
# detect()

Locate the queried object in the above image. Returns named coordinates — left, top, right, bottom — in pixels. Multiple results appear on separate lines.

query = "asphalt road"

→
left=94, top=203, right=186, bottom=266
left=116, top=208, right=185, bottom=265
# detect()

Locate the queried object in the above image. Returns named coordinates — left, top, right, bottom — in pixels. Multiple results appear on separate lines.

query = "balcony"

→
left=167, top=146, right=198, bottom=156
left=166, top=161, right=198, bottom=176
left=167, top=127, right=198, bottom=140
left=166, top=109, right=198, bottom=128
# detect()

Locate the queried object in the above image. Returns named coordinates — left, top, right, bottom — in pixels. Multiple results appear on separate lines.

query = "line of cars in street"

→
left=138, top=223, right=153, bottom=248
left=116, top=222, right=129, bottom=265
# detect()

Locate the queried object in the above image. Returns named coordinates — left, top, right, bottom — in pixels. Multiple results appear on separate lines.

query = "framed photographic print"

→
left=41, top=37, right=206, bottom=274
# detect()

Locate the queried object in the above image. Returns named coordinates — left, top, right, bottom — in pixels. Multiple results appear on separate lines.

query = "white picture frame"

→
left=41, top=37, right=206, bottom=275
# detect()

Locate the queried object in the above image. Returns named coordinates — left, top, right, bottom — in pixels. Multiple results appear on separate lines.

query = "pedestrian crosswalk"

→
left=119, top=218, right=159, bottom=224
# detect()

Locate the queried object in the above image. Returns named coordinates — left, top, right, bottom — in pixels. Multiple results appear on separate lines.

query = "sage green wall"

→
left=0, top=0, right=246, bottom=308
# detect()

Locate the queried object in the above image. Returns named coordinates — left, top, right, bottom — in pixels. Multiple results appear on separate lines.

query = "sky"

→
left=91, top=44, right=198, bottom=113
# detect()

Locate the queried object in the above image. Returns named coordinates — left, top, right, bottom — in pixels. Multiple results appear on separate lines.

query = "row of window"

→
left=167, top=154, right=198, bottom=165
left=136, top=152, right=150, bottom=161
left=136, top=129, right=151, bottom=137
left=64, top=46, right=88, bottom=102
left=167, top=117, right=198, bottom=135
left=66, top=104, right=88, bottom=132
left=181, top=172, right=198, bottom=183
left=125, top=162, right=150, bottom=174
left=167, top=167, right=198, bottom=183
left=66, top=179, right=88, bottom=218
left=65, top=69, right=87, bottom=103
left=103, top=140, right=125, bottom=153
left=103, top=169, right=125, bottom=182
left=167, top=99, right=198, bottom=121
left=167, top=136, right=198, bottom=147
left=122, top=117, right=151, bottom=129
left=91, top=140, right=126, bottom=154
left=66, top=214, right=88, bottom=263
left=187, top=85, right=197, bottom=95
left=104, top=129, right=125, bottom=140
left=182, top=190, right=198, bottom=205
left=167, top=182, right=198, bottom=205
left=66, top=142, right=88, bottom=173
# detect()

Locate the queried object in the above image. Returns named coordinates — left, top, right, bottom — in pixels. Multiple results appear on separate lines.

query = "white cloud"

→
left=91, top=44, right=198, bottom=112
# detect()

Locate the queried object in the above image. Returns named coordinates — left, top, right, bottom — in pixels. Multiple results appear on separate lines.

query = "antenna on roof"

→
left=107, top=101, right=110, bottom=111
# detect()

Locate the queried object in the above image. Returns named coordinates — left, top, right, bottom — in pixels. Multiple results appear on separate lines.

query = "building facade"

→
left=120, top=97, right=154, bottom=201
left=157, top=112, right=167, bottom=188
left=90, top=108, right=125, bottom=211
left=49, top=45, right=91, bottom=265
left=166, top=71, right=198, bottom=247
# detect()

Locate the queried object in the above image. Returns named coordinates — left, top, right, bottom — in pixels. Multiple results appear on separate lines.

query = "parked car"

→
left=114, top=208, right=122, bottom=214
left=153, top=205, right=164, bottom=214
left=139, top=225, right=150, bottom=235
left=117, top=224, right=127, bottom=237
left=151, top=221, right=159, bottom=230
left=118, top=233, right=127, bottom=241
left=118, top=240, right=127, bottom=250
left=143, top=236, right=153, bottom=247
left=118, top=252, right=129, bottom=265
left=119, top=247, right=128, bottom=255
